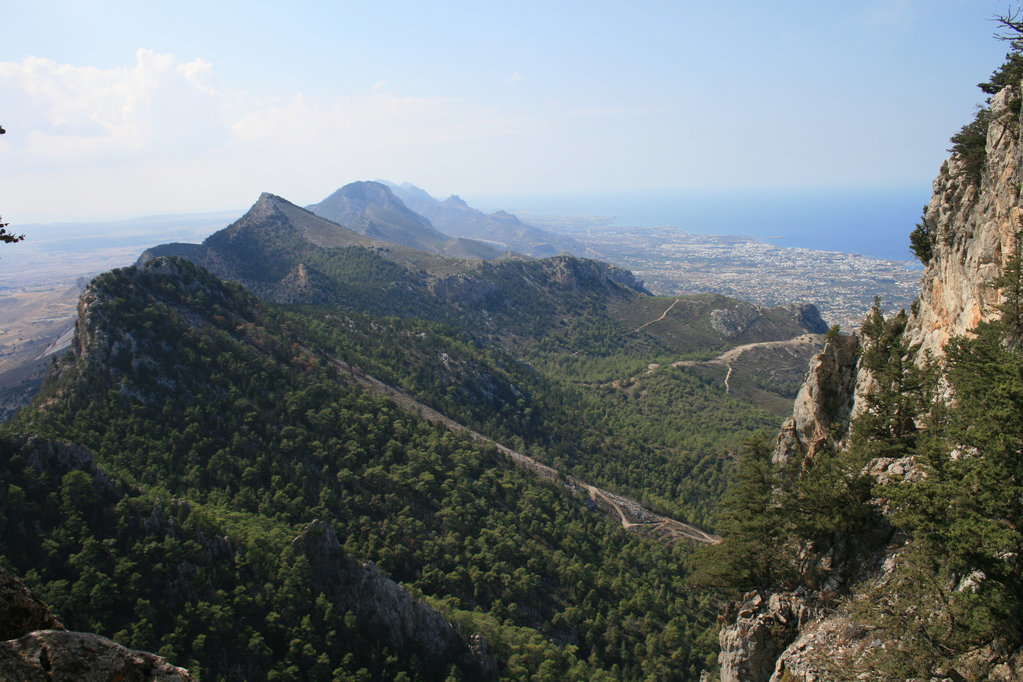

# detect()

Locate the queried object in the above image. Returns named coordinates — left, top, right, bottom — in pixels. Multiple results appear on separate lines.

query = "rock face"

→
left=0, top=567, right=63, bottom=641
left=906, top=86, right=1022, bottom=359
left=718, top=591, right=820, bottom=682
left=708, top=302, right=828, bottom=341
left=718, top=81, right=1023, bottom=682
left=772, top=332, right=860, bottom=466
left=0, top=630, right=194, bottom=681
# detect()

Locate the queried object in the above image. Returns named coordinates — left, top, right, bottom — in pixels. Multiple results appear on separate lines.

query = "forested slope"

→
left=4, top=257, right=727, bottom=679
left=2, top=173, right=831, bottom=679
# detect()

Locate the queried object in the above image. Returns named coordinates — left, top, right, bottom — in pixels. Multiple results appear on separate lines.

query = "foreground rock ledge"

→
left=0, top=629, right=193, bottom=681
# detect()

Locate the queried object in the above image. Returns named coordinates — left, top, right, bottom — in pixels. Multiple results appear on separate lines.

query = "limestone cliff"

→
left=907, top=85, right=1022, bottom=359
left=717, top=80, right=1023, bottom=682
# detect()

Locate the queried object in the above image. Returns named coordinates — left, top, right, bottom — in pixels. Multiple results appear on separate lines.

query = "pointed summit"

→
left=140, top=192, right=380, bottom=303
left=443, top=195, right=470, bottom=210
left=306, top=181, right=500, bottom=258
left=242, top=191, right=290, bottom=221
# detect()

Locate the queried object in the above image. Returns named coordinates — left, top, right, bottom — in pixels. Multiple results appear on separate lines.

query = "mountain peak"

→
left=384, top=184, right=585, bottom=258
left=310, top=181, right=420, bottom=221
left=244, top=191, right=292, bottom=220
left=443, top=195, right=470, bottom=209
left=306, top=182, right=499, bottom=258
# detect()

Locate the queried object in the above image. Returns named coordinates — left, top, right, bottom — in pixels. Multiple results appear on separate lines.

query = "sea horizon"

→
left=474, top=186, right=930, bottom=263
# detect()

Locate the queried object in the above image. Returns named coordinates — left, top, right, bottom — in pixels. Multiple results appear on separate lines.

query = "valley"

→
left=6, top=4, right=1023, bottom=681
left=318, top=343, right=721, bottom=545
left=0, top=184, right=828, bottom=679
left=0, top=152, right=1012, bottom=680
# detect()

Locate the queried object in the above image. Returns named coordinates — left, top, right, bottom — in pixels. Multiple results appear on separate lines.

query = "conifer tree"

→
left=687, top=433, right=793, bottom=591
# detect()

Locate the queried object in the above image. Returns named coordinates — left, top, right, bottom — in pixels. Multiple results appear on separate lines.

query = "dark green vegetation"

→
left=909, top=206, right=934, bottom=265
left=3, top=259, right=720, bottom=679
left=948, top=106, right=992, bottom=187
left=0, top=226, right=820, bottom=680
left=139, top=191, right=820, bottom=530
left=0, top=219, right=21, bottom=245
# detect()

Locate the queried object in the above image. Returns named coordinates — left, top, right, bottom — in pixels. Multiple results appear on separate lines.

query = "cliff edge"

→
left=716, top=77, right=1023, bottom=682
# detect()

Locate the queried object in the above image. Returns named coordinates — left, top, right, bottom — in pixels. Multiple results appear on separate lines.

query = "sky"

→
left=0, top=1, right=1015, bottom=224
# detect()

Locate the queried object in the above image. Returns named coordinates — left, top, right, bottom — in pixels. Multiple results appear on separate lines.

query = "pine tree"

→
left=686, top=433, right=793, bottom=591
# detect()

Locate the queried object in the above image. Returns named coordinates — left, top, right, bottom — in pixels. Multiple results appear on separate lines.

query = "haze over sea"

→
left=480, top=187, right=928, bottom=263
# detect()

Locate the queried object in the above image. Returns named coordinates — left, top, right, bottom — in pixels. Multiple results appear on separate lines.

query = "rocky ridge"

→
left=292, top=521, right=498, bottom=678
left=716, top=80, right=1023, bottom=681
left=306, top=181, right=502, bottom=259
left=382, top=180, right=587, bottom=258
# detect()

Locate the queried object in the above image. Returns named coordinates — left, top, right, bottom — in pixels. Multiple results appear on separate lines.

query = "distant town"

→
left=538, top=221, right=922, bottom=330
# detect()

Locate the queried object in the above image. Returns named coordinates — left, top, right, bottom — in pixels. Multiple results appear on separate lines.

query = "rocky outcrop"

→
left=2, top=434, right=115, bottom=500
left=772, top=332, right=860, bottom=466
left=709, top=305, right=762, bottom=337
left=0, top=565, right=193, bottom=681
left=266, top=262, right=335, bottom=303
left=291, top=520, right=498, bottom=679
left=0, top=567, right=63, bottom=641
left=716, top=480, right=904, bottom=682
left=907, top=86, right=1022, bottom=360
left=0, top=630, right=194, bottom=681
left=703, top=299, right=828, bottom=344
left=430, top=273, right=501, bottom=304
left=718, top=591, right=820, bottom=682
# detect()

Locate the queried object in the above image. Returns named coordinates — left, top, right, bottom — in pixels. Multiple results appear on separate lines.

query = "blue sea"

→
left=477, top=187, right=930, bottom=263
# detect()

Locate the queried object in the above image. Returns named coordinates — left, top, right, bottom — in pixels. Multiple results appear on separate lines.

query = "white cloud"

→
left=507, top=72, right=522, bottom=84
left=0, top=49, right=543, bottom=220
left=0, top=49, right=228, bottom=165
left=178, top=58, right=218, bottom=95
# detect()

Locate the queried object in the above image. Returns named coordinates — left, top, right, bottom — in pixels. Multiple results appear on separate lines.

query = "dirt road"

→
left=318, top=350, right=721, bottom=545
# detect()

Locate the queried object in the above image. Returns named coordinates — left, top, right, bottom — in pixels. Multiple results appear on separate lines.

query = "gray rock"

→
left=0, top=567, right=62, bottom=641
left=0, top=630, right=193, bottom=681
left=773, top=332, right=860, bottom=467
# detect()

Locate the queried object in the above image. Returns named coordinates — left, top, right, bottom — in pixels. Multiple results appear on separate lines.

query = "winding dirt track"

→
left=630, top=298, right=682, bottom=333
left=317, top=350, right=720, bottom=545
left=612, top=333, right=823, bottom=394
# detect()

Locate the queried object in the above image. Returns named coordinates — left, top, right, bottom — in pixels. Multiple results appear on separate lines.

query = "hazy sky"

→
left=0, top=1, right=1014, bottom=222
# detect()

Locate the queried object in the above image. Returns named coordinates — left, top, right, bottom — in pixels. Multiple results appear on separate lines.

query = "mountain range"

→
left=0, top=162, right=839, bottom=678
left=380, top=181, right=588, bottom=258
left=9, top=45, right=1023, bottom=677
